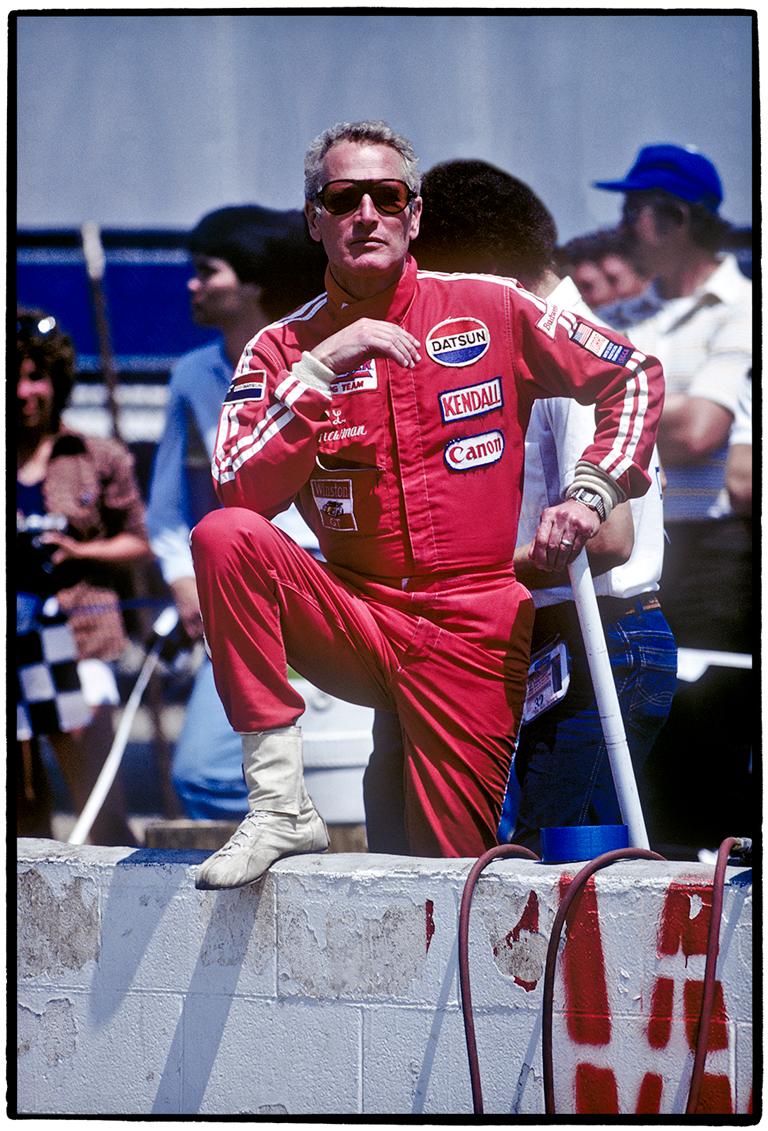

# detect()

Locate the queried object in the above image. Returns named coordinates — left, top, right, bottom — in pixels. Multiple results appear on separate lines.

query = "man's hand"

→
left=311, top=318, right=421, bottom=375
left=169, top=576, right=204, bottom=640
left=528, top=498, right=601, bottom=571
left=39, top=531, right=88, bottom=564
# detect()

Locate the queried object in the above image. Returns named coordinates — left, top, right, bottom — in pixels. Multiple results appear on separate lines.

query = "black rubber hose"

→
left=685, top=836, right=741, bottom=1114
left=458, top=843, right=540, bottom=1115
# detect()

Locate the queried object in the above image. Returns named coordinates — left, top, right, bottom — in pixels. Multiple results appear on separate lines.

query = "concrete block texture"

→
left=15, top=840, right=754, bottom=1117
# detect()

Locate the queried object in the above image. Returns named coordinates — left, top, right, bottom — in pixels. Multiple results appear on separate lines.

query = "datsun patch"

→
left=439, top=377, right=503, bottom=423
left=223, top=369, right=267, bottom=404
left=571, top=322, right=632, bottom=366
left=311, top=478, right=357, bottom=531
left=426, top=318, right=490, bottom=367
left=444, top=429, right=505, bottom=471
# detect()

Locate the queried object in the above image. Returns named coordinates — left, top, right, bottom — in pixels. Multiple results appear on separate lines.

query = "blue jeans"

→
left=172, top=656, right=248, bottom=820
left=502, top=599, right=677, bottom=852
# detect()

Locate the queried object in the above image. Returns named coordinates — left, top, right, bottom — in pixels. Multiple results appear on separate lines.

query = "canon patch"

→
left=444, top=429, right=505, bottom=471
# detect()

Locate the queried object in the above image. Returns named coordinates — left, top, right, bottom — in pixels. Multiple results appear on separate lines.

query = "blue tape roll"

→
left=540, top=824, right=629, bottom=864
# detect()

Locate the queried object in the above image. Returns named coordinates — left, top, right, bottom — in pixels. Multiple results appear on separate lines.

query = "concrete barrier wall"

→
left=16, top=838, right=754, bottom=1117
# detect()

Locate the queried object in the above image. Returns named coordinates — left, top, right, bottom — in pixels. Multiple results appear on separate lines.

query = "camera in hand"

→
left=16, top=512, right=69, bottom=596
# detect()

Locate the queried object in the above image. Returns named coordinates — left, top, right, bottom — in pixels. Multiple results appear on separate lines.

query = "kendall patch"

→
left=311, top=478, right=358, bottom=531
left=223, top=369, right=266, bottom=403
left=426, top=318, right=490, bottom=367
left=572, top=322, right=632, bottom=367
left=444, top=429, right=505, bottom=472
left=330, top=359, right=378, bottom=395
left=439, top=377, right=503, bottom=423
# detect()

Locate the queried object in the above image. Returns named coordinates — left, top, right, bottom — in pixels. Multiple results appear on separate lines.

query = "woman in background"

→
left=17, top=308, right=151, bottom=844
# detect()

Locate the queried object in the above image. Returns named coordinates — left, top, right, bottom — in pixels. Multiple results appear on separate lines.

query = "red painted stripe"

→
left=575, top=1063, right=619, bottom=1114
left=695, top=1074, right=734, bottom=1115
left=559, top=875, right=611, bottom=1045
left=635, top=1072, right=664, bottom=1114
left=658, top=881, right=712, bottom=958
left=647, top=976, right=674, bottom=1049
left=684, top=979, right=728, bottom=1051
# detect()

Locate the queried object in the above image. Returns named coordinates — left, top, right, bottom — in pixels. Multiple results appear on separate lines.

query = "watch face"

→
left=572, top=489, right=606, bottom=519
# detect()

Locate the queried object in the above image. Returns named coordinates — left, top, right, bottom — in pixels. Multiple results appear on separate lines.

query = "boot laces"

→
left=218, top=810, right=275, bottom=855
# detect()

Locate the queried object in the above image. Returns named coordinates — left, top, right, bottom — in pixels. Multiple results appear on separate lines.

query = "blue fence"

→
left=16, top=230, right=217, bottom=378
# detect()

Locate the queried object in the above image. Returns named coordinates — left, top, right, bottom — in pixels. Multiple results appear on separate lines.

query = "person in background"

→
left=724, top=371, right=752, bottom=517
left=188, top=120, right=664, bottom=890
left=595, top=144, right=753, bottom=848
left=593, top=143, right=752, bottom=655
left=362, top=159, right=675, bottom=853
left=17, top=309, right=151, bottom=845
left=147, top=206, right=326, bottom=819
left=556, top=228, right=652, bottom=325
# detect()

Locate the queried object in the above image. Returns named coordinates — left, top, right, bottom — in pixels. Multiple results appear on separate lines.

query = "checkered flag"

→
left=17, top=598, right=92, bottom=741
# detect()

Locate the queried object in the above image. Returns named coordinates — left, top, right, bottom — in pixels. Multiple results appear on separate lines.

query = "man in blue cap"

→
left=593, top=142, right=752, bottom=653
left=594, top=143, right=752, bottom=848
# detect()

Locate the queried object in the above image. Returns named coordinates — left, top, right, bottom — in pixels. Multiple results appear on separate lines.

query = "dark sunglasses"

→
left=315, top=179, right=416, bottom=216
left=621, top=195, right=657, bottom=225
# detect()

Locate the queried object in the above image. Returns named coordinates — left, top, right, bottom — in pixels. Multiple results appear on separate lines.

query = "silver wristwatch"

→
left=567, top=487, right=608, bottom=523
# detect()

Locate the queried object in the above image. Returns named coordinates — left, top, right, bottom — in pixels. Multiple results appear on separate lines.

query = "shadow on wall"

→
left=90, top=848, right=271, bottom=1113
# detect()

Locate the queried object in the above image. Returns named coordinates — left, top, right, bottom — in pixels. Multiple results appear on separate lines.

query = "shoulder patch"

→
left=536, top=303, right=565, bottom=340
left=223, top=369, right=267, bottom=404
left=571, top=322, right=632, bottom=366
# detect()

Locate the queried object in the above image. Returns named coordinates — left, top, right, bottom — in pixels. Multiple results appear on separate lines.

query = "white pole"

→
left=567, top=549, right=650, bottom=849
left=68, top=607, right=179, bottom=846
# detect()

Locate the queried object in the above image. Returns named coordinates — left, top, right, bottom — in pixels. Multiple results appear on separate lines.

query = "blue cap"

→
left=593, top=144, right=723, bottom=213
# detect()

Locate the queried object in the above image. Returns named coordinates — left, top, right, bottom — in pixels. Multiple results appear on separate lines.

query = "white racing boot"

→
left=195, top=726, right=329, bottom=890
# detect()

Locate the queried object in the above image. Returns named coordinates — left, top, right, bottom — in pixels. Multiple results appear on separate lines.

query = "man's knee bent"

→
left=191, top=508, right=277, bottom=573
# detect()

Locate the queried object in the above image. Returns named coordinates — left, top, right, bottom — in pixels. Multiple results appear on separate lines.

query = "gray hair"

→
left=303, top=120, right=421, bottom=201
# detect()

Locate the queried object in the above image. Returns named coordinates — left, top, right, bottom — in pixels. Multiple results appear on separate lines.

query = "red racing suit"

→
left=192, top=254, right=663, bottom=855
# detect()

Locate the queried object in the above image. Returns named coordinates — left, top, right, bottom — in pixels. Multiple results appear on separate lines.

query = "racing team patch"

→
left=444, top=429, right=505, bottom=472
left=426, top=317, right=490, bottom=367
left=223, top=369, right=267, bottom=404
left=571, top=322, right=632, bottom=366
left=311, top=479, right=357, bottom=531
left=329, top=359, right=378, bottom=396
left=439, top=377, right=503, bottom=423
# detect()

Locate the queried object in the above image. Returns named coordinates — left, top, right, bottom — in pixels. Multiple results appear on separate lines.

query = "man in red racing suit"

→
left=191, top=121, right=664, bottom=889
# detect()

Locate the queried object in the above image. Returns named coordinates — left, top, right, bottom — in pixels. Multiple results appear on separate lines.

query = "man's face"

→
left=187, top=255, right=257, bottom=327
left=305, top=140, right=422, bottom=299
left=18, top=356, right=55, bottom=433
left=620, top=193, right=669, bottom=276
left=572, top=261, right=613, bottom=309
left=600, top=253, right=648, bottom=300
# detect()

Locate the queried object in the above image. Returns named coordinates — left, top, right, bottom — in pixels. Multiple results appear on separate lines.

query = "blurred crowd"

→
left=16, top=140, right=753, bottom=856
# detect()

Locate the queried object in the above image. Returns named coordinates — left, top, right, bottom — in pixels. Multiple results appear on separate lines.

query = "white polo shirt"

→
left=626, top=253, right=752, bottom=522
left=517, top=276, right=665, bottom=607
